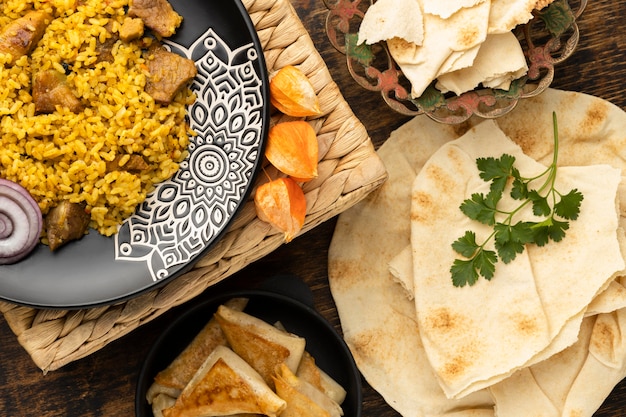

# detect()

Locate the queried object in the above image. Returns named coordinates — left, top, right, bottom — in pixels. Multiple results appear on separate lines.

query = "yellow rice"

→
left=0, top=0, right=194, bottom=237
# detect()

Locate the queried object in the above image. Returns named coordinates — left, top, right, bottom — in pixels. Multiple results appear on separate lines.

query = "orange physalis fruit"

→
left=254, top=177, right=307, bottom=242
left=265, top=121, right=318, bottom=182
left=269, top=65, right=322, bottom=117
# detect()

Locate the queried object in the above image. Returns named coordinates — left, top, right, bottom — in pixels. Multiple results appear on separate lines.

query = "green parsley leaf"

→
left=451, top=259, right=479, bottom=287
left=529, top=190, right=551, bottom=217
left=450, top=112, right=584, bottom=287
left=477, top=154, right=515, bottom=196
left=477, top=154, right=515, bottom=181
left=475, top=249, right=498, bottom=280
left=494, top=222, right=535, bottom=264
left=451, top=231, right=480, bottom=258
left=459, top=192, right=499, bottom=225
left=450, top=248, right=497, bottom=287
left=531, top=217, right=569, bottom=243
left=555, top=188, right=584, bottom=220
left=510, top=175, right=528, bottom=200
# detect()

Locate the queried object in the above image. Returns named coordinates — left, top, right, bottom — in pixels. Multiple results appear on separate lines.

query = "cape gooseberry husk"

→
left=269, top=65, right=322, bottom=117
left=254, top=177, right=307, bottom=242
left=265, top=120, right=318, bottom=182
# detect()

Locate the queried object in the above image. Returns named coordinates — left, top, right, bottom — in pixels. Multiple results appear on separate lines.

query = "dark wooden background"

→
left=2, top=0, right=626, bottom=415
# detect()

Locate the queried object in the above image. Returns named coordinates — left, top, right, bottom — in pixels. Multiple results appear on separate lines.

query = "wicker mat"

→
left=0, top=0, right=387, bottom=372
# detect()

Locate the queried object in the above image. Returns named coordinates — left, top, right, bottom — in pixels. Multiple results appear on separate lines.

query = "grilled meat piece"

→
left=128, top=0, right=182, bottom=38
left=32, top=69, right=83, bottom=114
left=145, top=45, right=197, bottom=104
left=119, top=17, right=145, bottom=42
left=94, top=34, right=118, bottom=64
left=0, top=11, right=51, bottom=64
left=106, top=154, right=150, bottom=173
left=92, top=21, right=119, bottom=64
left=45, top=201, right=91, bottom=251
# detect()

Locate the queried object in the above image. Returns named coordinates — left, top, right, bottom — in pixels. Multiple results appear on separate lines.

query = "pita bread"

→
left=329, top=89, right=626, bottom=416
left=162, top=345, right=286, bottom=417
left=409, top=120, right=624, bottom=398
left=436, top=45, right=481, bottom=78
left=423, top=0, right=487, bottom=19
left=357, top=0, right=424, bottom=46
left=214, top=304, right=306, bottom=388
left=387, top=0, right=490, bottom=97
left=490, top=308, right=626, bottom=417
left=435, top=32, right=527, bottom=95
left=359, top=0, right=555, bottom=97
left=488, top=0, right=555, bottom=34
left=329, top=116, right=495, bottom=416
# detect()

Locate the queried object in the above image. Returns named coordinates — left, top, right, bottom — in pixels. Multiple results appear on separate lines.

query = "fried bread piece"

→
left=163, top=346, right=286, bottom=417
left=214, top=304, right=306, bottom=389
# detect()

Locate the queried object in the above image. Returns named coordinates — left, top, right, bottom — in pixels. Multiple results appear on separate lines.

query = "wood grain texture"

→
left=2, top=0, right=626, bottom=416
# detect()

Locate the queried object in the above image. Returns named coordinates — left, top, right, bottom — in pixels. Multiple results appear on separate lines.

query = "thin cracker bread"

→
left=358, top=0, right=424, bottom=45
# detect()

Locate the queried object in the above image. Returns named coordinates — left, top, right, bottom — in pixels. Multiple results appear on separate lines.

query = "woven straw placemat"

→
left=0, top=0, right=387, bottom=372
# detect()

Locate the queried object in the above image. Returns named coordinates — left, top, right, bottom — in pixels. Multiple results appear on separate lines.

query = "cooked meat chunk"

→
left=94, top=22, right=119, bottom=64
left=107, top=154, right=150, bottom=172
left=145, top=45, right=197, bottom=104
left=45, top=201, right=91, bottom=251
left=33, top=69, right=83, bottom=114
left=0, top=10, right=52, bottom=64
left=119, top=17, right=144, bottom=42
left=128, top=0, right=182, bottom=38
left=95, top=34, right=118, bottom=63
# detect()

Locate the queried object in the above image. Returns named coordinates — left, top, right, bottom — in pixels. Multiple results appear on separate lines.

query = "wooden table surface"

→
left=2, top=0, right=626, bottom=415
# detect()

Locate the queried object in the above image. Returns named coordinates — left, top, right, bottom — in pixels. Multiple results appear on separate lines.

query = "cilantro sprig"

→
left=450, top=113, right=584, bottom=287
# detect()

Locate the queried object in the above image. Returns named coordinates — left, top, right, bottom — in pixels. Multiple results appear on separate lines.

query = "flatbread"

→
left=387, top=0, right=490, bottom=97
left=488, top=0, right=555, bottom=34
left=436, top=32, right=527, bottom=95
left=357, top=0, right=424, bottom=45
left=423, top=0, right=487, bottom=19
left=409, top=120, right=624, bottom=398
left=490, top=308, right=626, bottom=417
left=329, top=89, right=626, bottom=416
left=361, top=0, right=539, bottom=97
left=328, top=116, right=494, bottom=416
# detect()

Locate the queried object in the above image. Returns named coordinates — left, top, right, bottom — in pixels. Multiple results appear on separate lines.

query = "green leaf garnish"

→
left=450, top=113, right=584, bottom=287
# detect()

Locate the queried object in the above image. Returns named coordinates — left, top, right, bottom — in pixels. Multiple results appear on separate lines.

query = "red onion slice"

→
left=0, top=179, right=43, bottom=264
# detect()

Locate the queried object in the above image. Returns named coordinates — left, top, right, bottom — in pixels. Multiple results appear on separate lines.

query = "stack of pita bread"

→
left=329, top=88, right=626, bottom=416
left=146, top=299, right=346, bottom=417
left=357, top=0, right=553, bottom=97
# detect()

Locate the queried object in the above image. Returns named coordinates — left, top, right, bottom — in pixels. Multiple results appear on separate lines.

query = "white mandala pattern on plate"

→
left=114, top=28, right=264, bottom=281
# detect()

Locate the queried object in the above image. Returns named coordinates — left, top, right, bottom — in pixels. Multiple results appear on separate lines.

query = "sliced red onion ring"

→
left=0, top=179, right=43, bottom=264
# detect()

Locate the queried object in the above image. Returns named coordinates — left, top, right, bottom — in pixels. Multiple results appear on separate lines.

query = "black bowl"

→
left=135, top=287, right=362, bottom=416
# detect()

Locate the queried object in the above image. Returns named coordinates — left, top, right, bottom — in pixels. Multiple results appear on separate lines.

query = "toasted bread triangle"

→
left=273, top=363, right=343, bottom=417
left=296, top=351, right=347, bottom=405
left=154, top=298, right=249, bottom=392
left=162, top=345, right=286, bottom=417
left=214, top=304, right=306, bottom=388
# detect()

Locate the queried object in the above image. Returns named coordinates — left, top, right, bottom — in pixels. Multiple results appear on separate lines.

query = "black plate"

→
left=0, top=0, right=268, bottom=308
left=135, top=288, right=363, bottom=417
